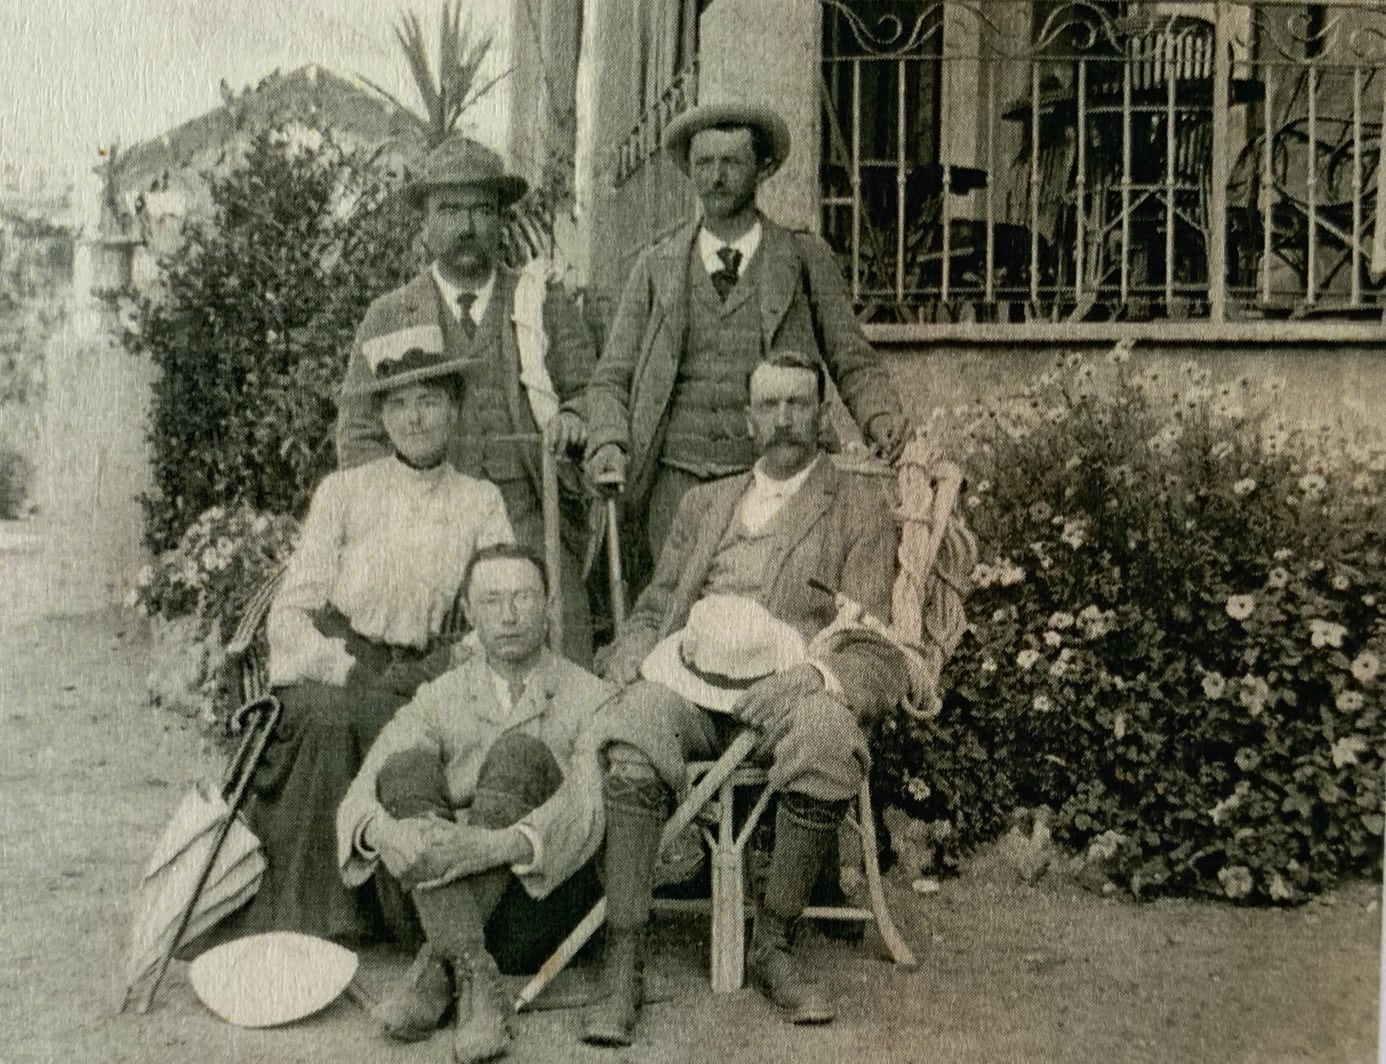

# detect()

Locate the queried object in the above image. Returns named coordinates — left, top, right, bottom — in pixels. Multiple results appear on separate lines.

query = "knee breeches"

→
left=594, top=679, right=866, bottom=803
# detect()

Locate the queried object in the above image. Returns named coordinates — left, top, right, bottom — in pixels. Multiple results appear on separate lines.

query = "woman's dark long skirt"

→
left=225, top=606, right=450, bottom=946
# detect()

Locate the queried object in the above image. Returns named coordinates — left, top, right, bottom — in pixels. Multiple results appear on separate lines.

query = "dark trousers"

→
left=229, top=607, right=450, bottom=946
left=646, top=465, right=707, bottom=565
left=376, top=732, right=601, bottom=974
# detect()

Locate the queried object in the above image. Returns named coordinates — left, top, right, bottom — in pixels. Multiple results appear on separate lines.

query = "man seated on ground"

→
left=336, top=544, right=614, bottom=1063
left=436, top=352, right=913, bottom=1046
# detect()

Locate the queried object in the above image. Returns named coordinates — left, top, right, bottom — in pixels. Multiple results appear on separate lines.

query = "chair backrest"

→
left=830, top=435, right=977, bottom=720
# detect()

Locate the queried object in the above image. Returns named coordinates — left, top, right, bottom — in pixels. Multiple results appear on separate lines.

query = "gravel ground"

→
left=1, top=610, right=1380, bottom=1064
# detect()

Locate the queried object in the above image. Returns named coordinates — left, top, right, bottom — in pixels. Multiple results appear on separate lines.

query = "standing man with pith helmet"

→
left=338, top=134, right=598, bottom=665
left=550, top=100, right=911, bottom=568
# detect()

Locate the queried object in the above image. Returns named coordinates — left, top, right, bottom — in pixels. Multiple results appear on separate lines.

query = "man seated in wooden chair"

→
left=436, top=352, right=910, bottom=1045
left=577, top=352, right=909, bottom=1043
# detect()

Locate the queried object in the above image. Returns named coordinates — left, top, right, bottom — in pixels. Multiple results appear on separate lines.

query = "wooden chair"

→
left=659, top=753, right=915, bottom=993
left=515, top=436, right=977, bottom=1009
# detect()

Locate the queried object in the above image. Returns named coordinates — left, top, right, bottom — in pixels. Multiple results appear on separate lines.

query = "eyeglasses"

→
left=431, top=201, right=500, bottom=229
left=472, top=589, right=546, bottom=612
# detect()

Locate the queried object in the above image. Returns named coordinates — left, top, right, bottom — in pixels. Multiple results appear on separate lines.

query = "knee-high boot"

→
left=749, top=793, right=847, bottom=1025
left=581, top=773, right=670, bottom=1047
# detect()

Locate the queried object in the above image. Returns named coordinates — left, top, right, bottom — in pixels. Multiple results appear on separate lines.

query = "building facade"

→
left=523, top=0, right=1386, bottom=422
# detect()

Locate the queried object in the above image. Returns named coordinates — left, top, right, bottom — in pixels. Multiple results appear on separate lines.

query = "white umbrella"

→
left=120, top=697, right=279, bottom=1013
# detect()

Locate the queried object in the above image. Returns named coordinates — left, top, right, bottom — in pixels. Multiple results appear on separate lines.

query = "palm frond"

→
left=438, top=2, right=495, bottom=133
left=452, top=66, right=512, bottom=124
left=360, top=3, right=504, bottom=147
left=394, top=11, right=444, bottom=136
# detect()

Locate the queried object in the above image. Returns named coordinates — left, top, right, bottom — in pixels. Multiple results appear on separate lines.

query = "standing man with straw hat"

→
left=338, top=134, right=598, bottom=665
left=565, top=100, right=912, bottom=568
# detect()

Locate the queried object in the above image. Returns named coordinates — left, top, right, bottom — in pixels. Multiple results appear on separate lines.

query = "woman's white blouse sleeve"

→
left=267, top=475, right=356, bottom=687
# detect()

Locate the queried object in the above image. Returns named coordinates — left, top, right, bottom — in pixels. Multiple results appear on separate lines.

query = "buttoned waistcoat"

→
left=575, top=216, right=903, bottom=513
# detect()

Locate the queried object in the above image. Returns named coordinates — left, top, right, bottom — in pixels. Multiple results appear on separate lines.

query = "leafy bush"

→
left=131, top=504, right=300, bottom=634
left=885, top=344, right=1385, bottom=901
left=123, top=124, right=420, bottom=552
left=131, top=505, right=299, bottom=726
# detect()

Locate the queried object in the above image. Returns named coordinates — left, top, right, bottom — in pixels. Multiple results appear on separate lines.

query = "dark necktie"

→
left=710, top=246, right=742, bottom=301
left=457, top=291, right=477, bottom=340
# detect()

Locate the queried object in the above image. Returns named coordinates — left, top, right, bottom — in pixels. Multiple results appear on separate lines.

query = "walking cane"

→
left=540, top=443, right=564, bottom=653
left=604, top=497, right=627, bottom=628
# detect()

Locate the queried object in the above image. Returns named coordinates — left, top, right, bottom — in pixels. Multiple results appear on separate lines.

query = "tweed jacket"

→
left=513, top=456, right=905, bottom=897
left=336, top=265, right=596, bottom=496
left=576, top=215, right=903, bottom=510
left=605, top=456, right=898, bottom=707
left=336, top=646, right=616, bottom=892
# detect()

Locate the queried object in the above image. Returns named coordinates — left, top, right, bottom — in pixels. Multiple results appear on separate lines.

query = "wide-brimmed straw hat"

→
left=339, top=324, right=470, bottom=398
left=641, top=595, right=806, bottom=712
left=662, top=100, right=792, bottom=177
left=407, top=134, right=528, bottom=208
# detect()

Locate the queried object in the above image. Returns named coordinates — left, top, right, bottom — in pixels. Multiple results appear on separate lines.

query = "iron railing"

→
left=603, top=61, right=701, bottom=291
left=820, top=0, right=1386, bottom=330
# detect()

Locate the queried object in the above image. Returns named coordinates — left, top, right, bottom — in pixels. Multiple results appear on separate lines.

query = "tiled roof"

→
left=113, top=64, right=426, bottom=197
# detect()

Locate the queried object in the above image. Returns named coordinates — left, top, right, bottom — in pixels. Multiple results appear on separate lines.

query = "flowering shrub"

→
left=132, top=505, right=299, bottom=632
left=131, top=505, right=299, bottom=726
left=891, top=343, right=1385, bottom=901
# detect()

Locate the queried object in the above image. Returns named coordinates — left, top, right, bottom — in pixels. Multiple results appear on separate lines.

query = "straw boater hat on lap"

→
left=642, top=595, right=806, bottom=712
left=661, top=100, right=792, bottom=177
left=406, top=134, right=528, bottom=208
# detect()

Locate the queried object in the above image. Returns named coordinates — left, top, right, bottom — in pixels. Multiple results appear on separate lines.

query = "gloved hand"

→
left=583, top=443, right=627, bottom=493
left=864, top=411, right=913, bottom=463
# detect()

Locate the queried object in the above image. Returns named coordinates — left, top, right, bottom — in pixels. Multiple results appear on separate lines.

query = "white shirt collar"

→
left=488, top=662, right=533, bottom=713
left=751, top=453, right=820, bottom=497
left=697, top=220, right=762, bottom=276
left=739, top=454, right=820, bottom=534
left=431, top=263, right=495, bottom=326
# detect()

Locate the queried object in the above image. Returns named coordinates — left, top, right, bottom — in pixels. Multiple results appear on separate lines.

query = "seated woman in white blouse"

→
left=229, top=330, right=514, bottom=945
